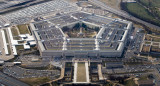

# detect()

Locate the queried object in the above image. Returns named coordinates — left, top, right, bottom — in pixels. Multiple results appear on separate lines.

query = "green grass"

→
left=125, top=3, right=154, bottom=20
left=145, top=41, right=151, bottom=44
left=17, top=24, right=30, bottom=34
left=11, top=27, right=19, bottom=36
left=139, top=0, right=160, bottom=8
left=121, top=2, right=160, bottom=26
left=138, top=0, right=160, bottom=20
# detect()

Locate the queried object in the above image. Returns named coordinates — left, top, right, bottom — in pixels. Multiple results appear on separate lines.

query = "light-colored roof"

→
left=1, top=30, right=9, bottom=55
left=23, top=44, right=30, bottom=49
left=29, top=41, right=36, bottom=45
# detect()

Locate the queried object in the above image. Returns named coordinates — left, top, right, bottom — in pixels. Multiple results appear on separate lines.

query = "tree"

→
left=62, top=26, right=69, bottom=32
left=73, top=23, right=80, bottom=29
left=82, top=23, right=87, bottom=28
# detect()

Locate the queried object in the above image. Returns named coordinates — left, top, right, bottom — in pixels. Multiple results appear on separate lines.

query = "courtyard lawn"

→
left=77, top=62, right=86, bottom=82
left=11, top=27, right=19, bottom=36
left=17, top=24, right=30, bottom=34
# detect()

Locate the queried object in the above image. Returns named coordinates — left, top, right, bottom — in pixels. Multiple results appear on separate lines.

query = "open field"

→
left=77, top=62, right=86, bottom=82
left=123, top=3, right=154, bottom=20
left=17, top=24, right=30, bottom=34
left=138, top=0, right=160, bottom=19
left=139, top=0, right=160, bottom=8
left=121, top=2, right=160, bottom=26
left=20, top=77, right=50, bottom=86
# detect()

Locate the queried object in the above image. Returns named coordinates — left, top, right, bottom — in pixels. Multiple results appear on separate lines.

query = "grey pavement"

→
left=0, top=72, right=29, bottom=86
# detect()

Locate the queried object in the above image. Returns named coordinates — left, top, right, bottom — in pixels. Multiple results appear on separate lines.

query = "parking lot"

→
left=3, top=66, right=60, bottom=79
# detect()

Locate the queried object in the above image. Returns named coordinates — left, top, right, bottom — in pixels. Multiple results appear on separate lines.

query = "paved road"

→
left=0, top=72, right=29, bottom=86
left=89, top=0, right=160, bottom=30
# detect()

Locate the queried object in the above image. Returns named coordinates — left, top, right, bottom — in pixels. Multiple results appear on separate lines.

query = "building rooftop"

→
left=32, top=11, right=132, bottom=53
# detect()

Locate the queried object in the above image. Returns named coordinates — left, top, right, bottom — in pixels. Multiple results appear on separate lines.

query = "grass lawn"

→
left=77, top=62, right=86, bottom=82
left=139, top=0, right=160, bottom=8
left=138, top=0, right=160, bottom=20
left=125, top=3, right=154, bottom=20
left=15, top=45, right=24, bottom=55
left=17, top=24, right=30, bottom=34
left=139, top=75, right=148, bottom=80
left=145, top=41, right=151, bottom=44
left=16, top=45, right=24, bottom=50
left=11, top=27, right=19, bottom=36
left=20, top=77, right=50, bottom=86
left=124, top=79, right=137, bottom=86
left=122, top=2, right=160, bottom=26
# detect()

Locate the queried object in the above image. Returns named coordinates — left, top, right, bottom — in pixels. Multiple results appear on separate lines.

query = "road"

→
left=88, top=0, right=160, bottom=30
left=0, top=72, right=29, bottom=86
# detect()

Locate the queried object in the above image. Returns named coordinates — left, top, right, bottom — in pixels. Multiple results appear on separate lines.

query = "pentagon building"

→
left=30, top=12, right=133, bottom=58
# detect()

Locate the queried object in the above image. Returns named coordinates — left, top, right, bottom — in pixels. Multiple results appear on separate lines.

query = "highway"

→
left=0, top=72, right=29, bottom=86
left=88, top=0, right=160, bottom=31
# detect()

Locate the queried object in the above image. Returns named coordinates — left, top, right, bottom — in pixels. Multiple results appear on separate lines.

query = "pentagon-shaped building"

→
left=30, top=12, right=132, bottom=59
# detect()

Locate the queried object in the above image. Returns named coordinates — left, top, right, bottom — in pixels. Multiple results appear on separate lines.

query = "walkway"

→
left=98, top=64, right=104, bottom=80
left=73, top=61, right=90, bottom=84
